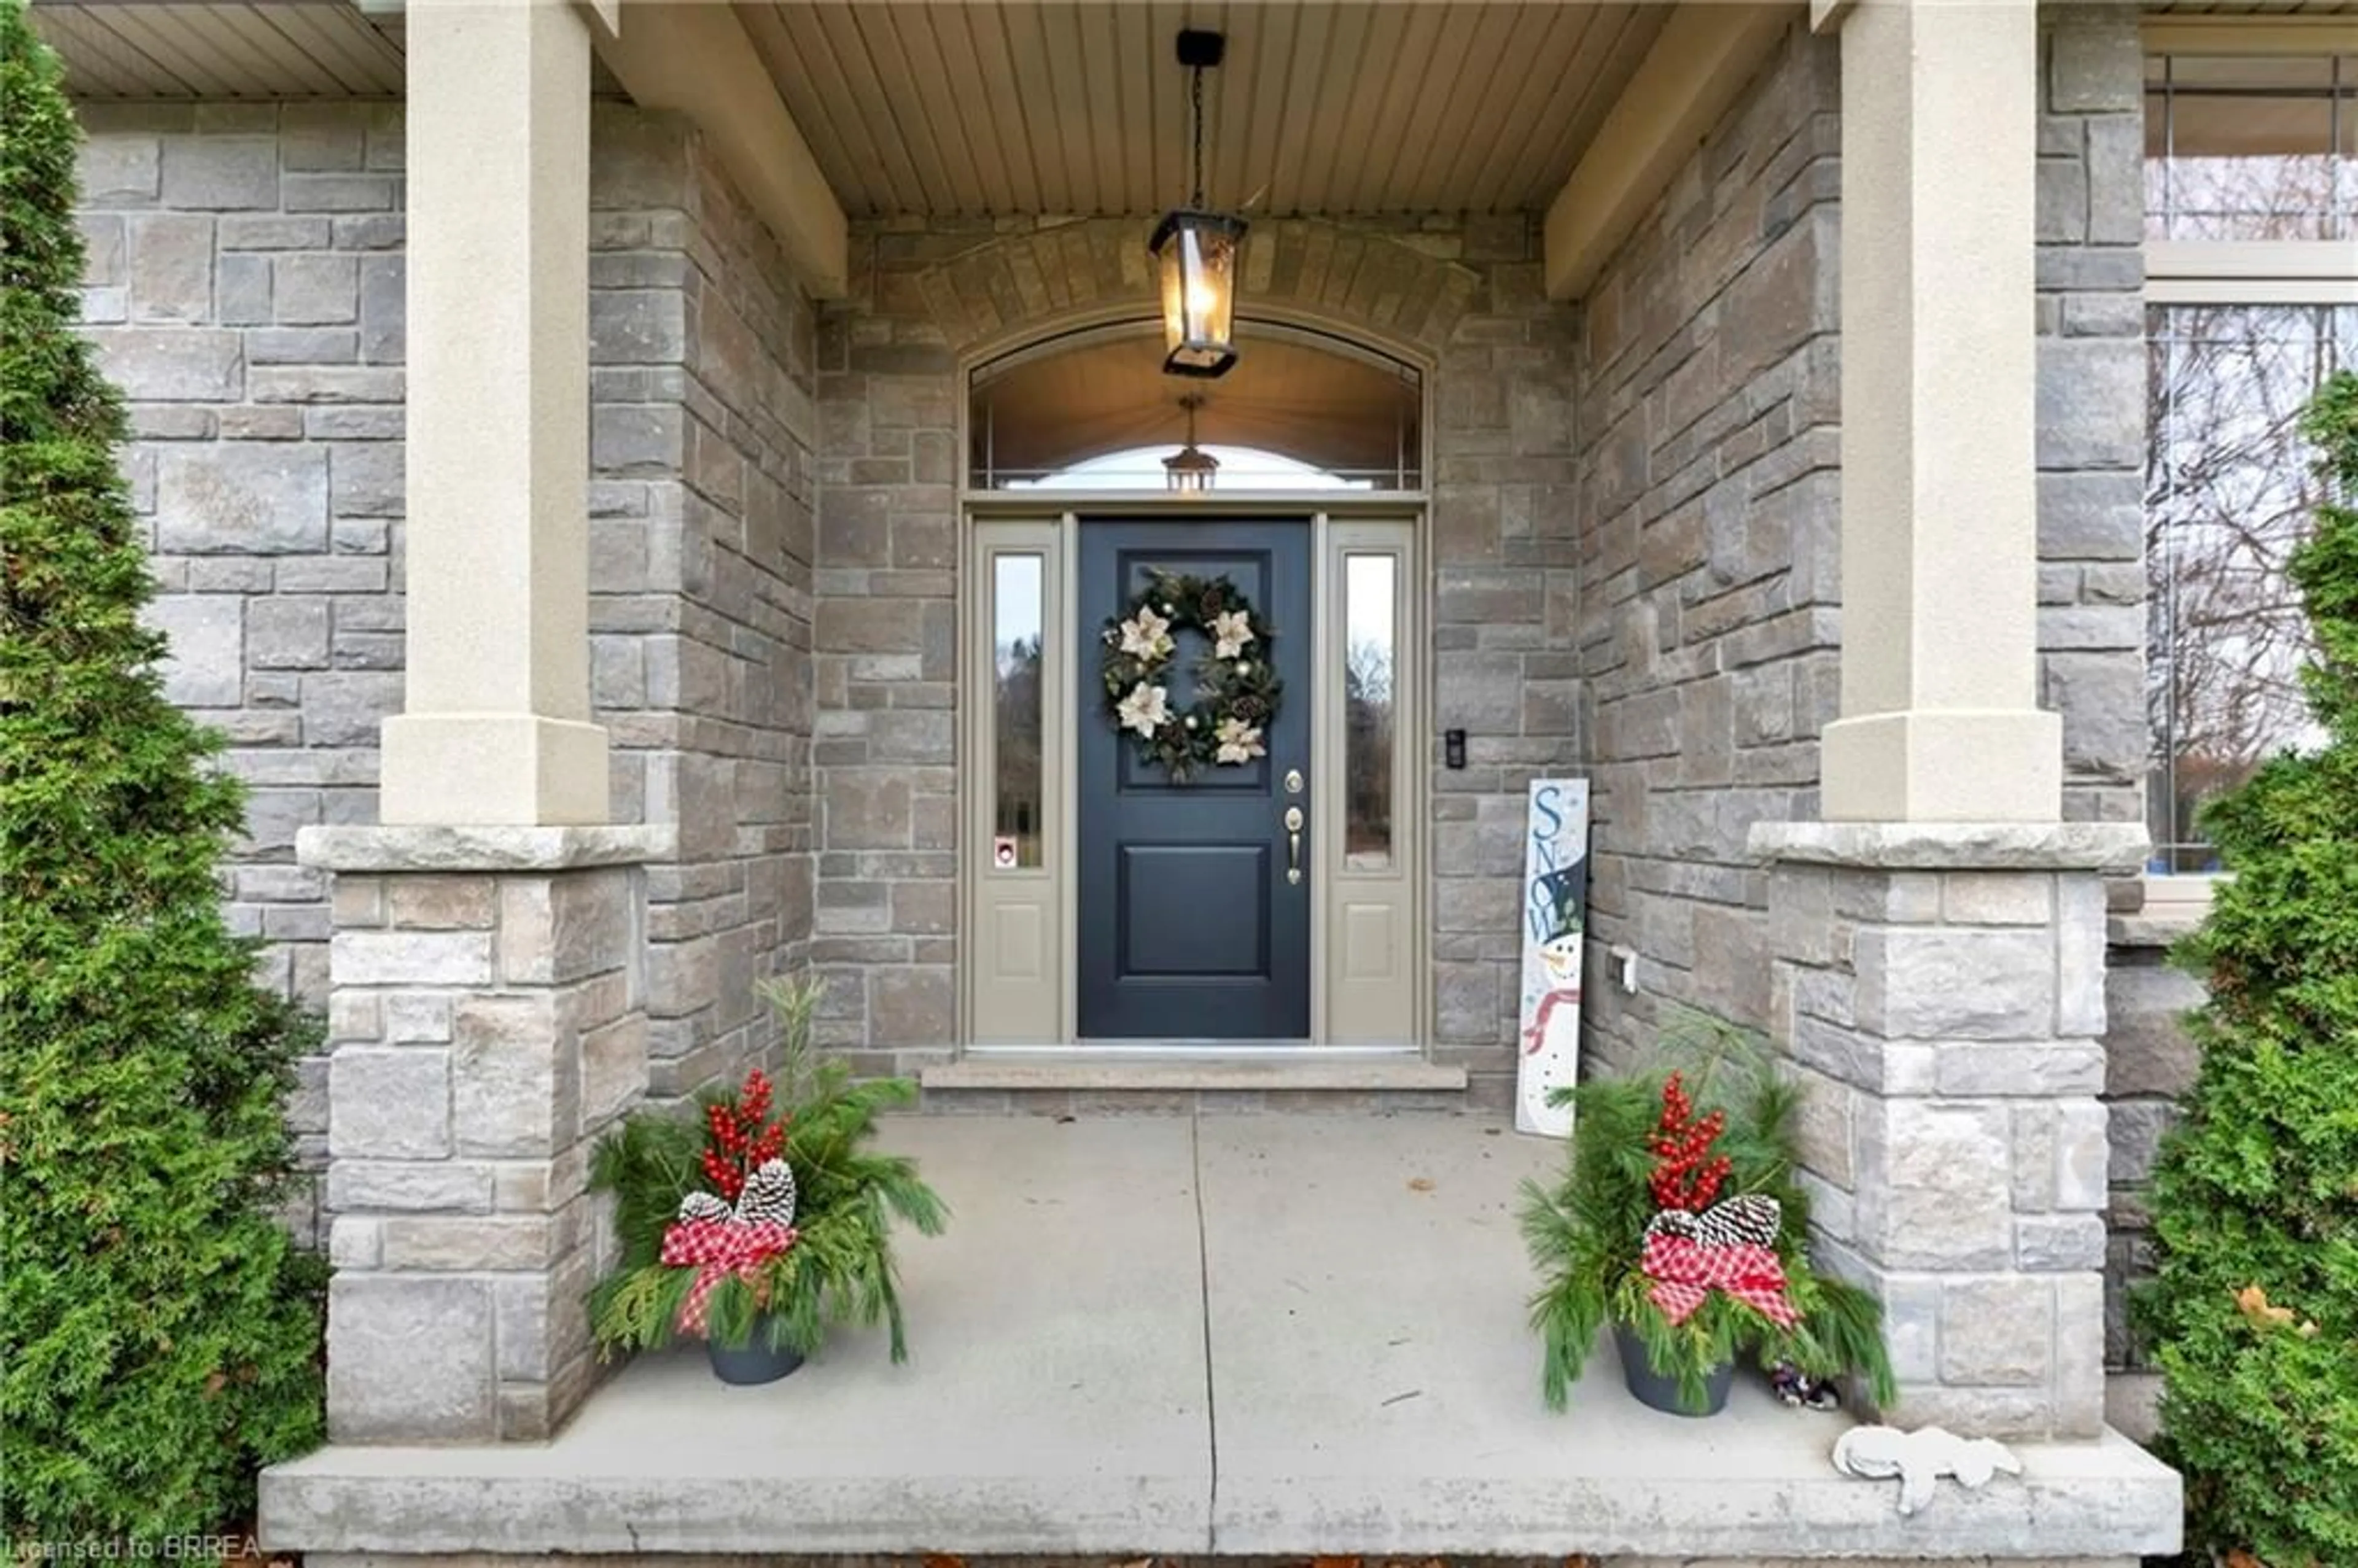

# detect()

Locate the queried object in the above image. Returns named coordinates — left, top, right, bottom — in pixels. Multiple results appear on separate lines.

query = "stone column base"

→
left=1749, top=821, right=2147, bottom=1441
left=300, top=825, right=671, bottom=1442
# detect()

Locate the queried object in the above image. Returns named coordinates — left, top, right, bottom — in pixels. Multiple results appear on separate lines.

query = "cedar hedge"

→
left=2140, top=370, right=2358, bottom=1568
left=1, top=0, right=325, bottom=1539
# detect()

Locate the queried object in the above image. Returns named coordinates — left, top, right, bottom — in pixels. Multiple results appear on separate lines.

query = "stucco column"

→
left=1821, top=0, right=2061, bottom=823
left=379, top=0, right=609, bottom=826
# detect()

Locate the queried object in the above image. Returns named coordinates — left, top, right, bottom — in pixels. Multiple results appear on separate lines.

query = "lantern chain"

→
left=1189, top=63, right=1205, bottom=209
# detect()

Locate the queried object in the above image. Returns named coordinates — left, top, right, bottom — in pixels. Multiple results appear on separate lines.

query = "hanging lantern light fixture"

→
left=1163, top=394, right=1219, bottom=492
left=1151, top=29, right=1247, bottom=378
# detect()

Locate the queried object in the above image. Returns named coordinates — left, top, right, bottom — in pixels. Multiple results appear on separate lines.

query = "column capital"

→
left=1749, top=819, right=2149, bottom=873
left=297, top=823, right=673, bottom=874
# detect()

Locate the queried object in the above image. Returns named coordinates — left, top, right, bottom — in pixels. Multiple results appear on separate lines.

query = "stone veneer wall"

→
left=2099, top=912, right=2204, bottom=1438
left=73, top=103, right=817, bottom=1238
left=586, top=110, right=819, bottom=1097
left=1571, top=6, right=2149, bottom=1073
left=75, top=101, right=413, bottom=1245
left=76, top=107, right=409, bottom=1010
left=814, top=215, right=1581, bottom=1103
left=2036, top=3, right=2149, bottom=829
left=1571, top=21, right=1842, bottom=1066
left=2041, top=6, right=2158, bottom=1433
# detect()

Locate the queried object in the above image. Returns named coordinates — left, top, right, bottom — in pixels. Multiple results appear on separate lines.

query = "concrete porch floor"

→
left=261, top=1116, right=2178, bottom=1562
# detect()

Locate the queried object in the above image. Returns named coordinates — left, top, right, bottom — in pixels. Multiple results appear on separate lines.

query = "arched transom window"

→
left=968, top=321, right=1424, bottom=492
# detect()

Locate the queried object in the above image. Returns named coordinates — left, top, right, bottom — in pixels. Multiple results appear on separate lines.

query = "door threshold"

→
left=984, top=1040, right=1415, bottom=1054
left=922, top=1049, right=1466, bottom=1095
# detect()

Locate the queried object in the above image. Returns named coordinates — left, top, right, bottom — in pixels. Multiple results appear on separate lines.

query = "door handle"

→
left=1285, top=806, right=1304, bottom=884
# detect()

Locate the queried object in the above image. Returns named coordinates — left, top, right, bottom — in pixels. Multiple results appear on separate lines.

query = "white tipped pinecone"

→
left=677, top=1190, right=731, bottom=1223
left=1692, top=1193, right=1781, bottom=1248
left=734, top=1158, right=797, bottom=1227
left=1643, top=1193, right=1781, bottom=1248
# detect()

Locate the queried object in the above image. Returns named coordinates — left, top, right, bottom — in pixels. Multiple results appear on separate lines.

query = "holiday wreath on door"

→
left=1099, top=570, right=1283, bottom=781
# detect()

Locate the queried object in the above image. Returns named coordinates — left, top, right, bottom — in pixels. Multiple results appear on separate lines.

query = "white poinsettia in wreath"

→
left=1098, top=570, right=1282, bottom=781
left=1115, top=681, right=1172, bottom=738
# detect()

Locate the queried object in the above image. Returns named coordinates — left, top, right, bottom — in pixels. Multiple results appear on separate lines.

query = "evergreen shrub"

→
left=1, top=1, right=325, bottom=1538
left=2141, top=370, right=2358, bottom=1568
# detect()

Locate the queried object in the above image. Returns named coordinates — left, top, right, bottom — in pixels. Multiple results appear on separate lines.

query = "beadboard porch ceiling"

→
left=29, top=0, right=1686, bottom=217
left=738, top=1, right=1669, bottom=217
left=33, top=1, right=2358, bottom=219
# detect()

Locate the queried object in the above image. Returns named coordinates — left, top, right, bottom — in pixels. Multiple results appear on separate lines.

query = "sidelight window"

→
left=990, top=553, right=1046, bottom=870
left=1342, top=553, right=1397, bottom=872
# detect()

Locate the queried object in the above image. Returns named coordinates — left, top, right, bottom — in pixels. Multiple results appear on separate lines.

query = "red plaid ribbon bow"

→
left=1641, top=1233, right=1799, bottom=1329
left=660, top=1217, right=797, bottom=1336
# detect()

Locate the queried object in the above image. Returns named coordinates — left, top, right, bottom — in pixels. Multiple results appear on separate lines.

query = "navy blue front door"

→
left=1077, top=520, right=1312, bottom=1040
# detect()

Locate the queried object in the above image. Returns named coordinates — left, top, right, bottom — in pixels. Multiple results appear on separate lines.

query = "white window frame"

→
left=2139, top=20, right=2358, bottom=906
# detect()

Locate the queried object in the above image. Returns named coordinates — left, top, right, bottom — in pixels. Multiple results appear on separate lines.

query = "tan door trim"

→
left=960, top=505, right=1429, bottom=1050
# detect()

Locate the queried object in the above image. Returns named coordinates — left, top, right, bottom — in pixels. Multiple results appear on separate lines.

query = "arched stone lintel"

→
left=906, top=217, right=1479, bottom=374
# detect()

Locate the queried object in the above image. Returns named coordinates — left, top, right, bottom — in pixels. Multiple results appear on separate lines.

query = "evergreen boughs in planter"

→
left=1520, top=1020, right=1893, bottom=1415
left=1, top=1, right=324, bottom=1537
left=2139, top=371, right=2358, bottom=1568
left=589, top=977, right=948, bottom=1362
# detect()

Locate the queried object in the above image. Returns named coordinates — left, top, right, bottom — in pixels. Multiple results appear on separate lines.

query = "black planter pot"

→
left=705, top=1318, right=806, bottom=1386
left=1614, top=1324, right=1733, bottom=1416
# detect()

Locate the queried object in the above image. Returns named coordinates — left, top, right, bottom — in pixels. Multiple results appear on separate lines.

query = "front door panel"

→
left=1078, top=520, right=1312, bottom=1039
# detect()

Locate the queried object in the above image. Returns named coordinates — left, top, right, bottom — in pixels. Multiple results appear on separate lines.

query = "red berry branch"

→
left=698, top=1068, right=789, bottom=1202
left=1647, top=1071, right=1732, bottom=1212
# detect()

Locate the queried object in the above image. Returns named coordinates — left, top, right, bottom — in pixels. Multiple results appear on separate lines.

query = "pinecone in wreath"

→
left=677, top=1190, right=731, bottom=1224
left=734, top=1157, right=797, bottom=1227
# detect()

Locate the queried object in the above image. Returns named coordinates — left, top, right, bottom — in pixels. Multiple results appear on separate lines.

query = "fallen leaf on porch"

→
left=1310, top=1555, right=1362, bottom=1568
left=1406, top=1176, right=1434, bottom=1192
left=2225, top=1550, right=2268, bottom=1568
left=1106, top=1557, right=1154, bottom=1568
left=922, top=1553, right=966, bottom=1568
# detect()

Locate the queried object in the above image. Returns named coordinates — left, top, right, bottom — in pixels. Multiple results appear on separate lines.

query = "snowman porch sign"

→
left=1514, top=779, right=1590, bottom=1137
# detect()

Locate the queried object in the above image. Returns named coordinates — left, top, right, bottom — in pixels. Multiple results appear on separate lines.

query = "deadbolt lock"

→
left=1283, top=806, right=1304, bottom=831
left=1285, top=769, right=1304, bottom=795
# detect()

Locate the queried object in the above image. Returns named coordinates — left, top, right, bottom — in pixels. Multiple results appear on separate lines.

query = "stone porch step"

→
left=262, top=1118, right=2178, bottom=1561
left=919, top=1050, right=1469, bottom=1111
